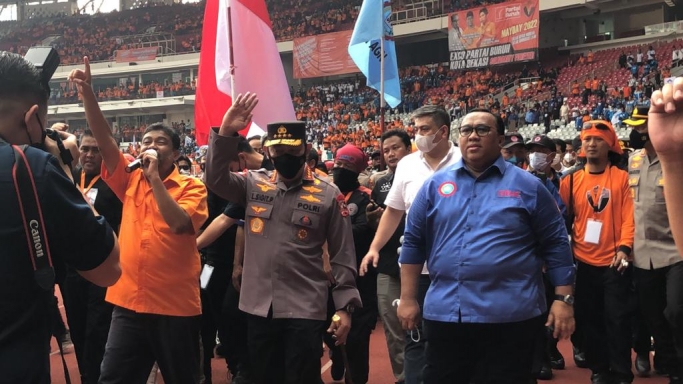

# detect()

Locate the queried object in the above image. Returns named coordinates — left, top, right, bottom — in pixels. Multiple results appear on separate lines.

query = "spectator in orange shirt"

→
left=70, top=59, right=208, bottom=384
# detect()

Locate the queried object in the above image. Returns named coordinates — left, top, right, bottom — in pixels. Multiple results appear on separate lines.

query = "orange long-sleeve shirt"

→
left=560, top=166, right=634, bottom=266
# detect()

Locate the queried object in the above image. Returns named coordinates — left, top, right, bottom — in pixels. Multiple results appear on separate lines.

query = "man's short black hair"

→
left=480, top=7, right=488, bottom=15
left=82, top=129, right=94, bottom=138
left=411, top=105, right=451, bottom=136
left=307, top=148, right=319, bottom=163
left=0, top=52, right=50, bottom=114
left=467, top=108, right=505, bottom=135
left=236, top=135, right=256, bottom=154
left=247, top=135, right=262, bottom=143
left=176, top=155, right=191, bottom=165
left=144, top=122, right=181, bottom=150
left=553, top=138, right=567, bottom=153
left=380, top=129, right=411, bottom=150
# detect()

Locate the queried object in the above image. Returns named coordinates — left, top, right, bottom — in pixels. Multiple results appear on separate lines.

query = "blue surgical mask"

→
left=506, top=156, right=518, bottom=165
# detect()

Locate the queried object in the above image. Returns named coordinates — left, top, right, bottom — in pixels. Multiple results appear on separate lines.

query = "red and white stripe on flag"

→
left=195, top=0, right=296, bottom=146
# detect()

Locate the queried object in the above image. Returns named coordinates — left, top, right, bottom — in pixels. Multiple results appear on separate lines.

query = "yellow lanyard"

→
left=79, top=171, right=100, bottom=195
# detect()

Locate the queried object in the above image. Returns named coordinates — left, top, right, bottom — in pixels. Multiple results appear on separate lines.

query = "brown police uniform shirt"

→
left=629, top=148, right=681, bottom=269
left=205, top=130, right=362, bottom=321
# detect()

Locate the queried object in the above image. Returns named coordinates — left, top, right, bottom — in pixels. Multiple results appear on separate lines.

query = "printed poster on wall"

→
left=447, top=0, right=539, bottom=70
left=293, top=30, right=359, bottom=79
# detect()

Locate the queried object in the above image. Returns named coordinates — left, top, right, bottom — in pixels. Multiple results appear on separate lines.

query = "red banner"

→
left=115, top=47, right=159, bottom=63
left=293, top=30, right=359, bottom=79
left=447, top=0, right=539, bottom=69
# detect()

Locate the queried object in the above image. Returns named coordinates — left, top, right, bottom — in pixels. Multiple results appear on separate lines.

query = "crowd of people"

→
left=0, top=0, right=510, bottom=65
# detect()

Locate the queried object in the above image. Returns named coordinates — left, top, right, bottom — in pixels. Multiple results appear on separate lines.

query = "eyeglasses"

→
left=582, top=121, right=611, bottom=131
left=458, top=125, right=493, bottom=137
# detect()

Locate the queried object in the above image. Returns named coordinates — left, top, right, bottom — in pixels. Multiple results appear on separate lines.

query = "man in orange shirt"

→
left=560, top=120, right=634, bottom=384
left=477, top=7, right=496, bottom=47
left=70, top=58, right=208, bottom=384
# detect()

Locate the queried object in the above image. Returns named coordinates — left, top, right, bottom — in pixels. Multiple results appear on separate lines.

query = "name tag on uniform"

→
left=200, top=264, right=214, bottom=289
left=584, top=219, right=603, bottom=245
left=86, top=188, right=98, bottom=206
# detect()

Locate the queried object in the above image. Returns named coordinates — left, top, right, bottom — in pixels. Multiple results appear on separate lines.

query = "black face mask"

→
left=272, top=153, right=306, bottom=179
left=331, top=167, right=360, bottom=193
left=629, top=130, right=649, bottom=150
left=24, top=113, right=46, bottom=150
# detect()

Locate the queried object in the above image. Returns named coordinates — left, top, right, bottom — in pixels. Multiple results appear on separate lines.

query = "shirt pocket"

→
left=628, top=175, right=639, bottom=202
left=290, top=210, right=320, bottom=245
left=655, top=176, right=665, bottom=204
left=246, top=203, right=274, bottom=238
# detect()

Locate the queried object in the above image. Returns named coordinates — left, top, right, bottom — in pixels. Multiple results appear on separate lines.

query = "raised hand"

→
left=219, top=92, right=259, bottom=135
left=649, top=77, right=683, bottom=160
left=68, top=56, right=93, bottom=96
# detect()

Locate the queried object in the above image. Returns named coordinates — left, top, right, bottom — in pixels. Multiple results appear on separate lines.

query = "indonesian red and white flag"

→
left=194, top=0, right=295, bottom=146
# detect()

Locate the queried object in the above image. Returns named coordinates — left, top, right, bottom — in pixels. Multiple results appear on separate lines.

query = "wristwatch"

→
left=338, top=304, right=356, bottom=314
left=554, top=294, right=575, bottom=306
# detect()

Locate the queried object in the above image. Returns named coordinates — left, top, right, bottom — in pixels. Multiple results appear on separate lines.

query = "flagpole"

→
left=379, top=0, right=387, bottom=171
left=227, top=0, right=236, bottom=99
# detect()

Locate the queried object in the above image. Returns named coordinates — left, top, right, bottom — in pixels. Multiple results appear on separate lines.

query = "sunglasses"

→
left=582, top=121, right=611, bottom=131
left=459, top=124, right=493, bottom=137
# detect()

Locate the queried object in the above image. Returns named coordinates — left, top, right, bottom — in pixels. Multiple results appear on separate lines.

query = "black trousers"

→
left=99, top=306, right=201, bottom=384
left=247, top=312, right=326, bottom=384
left=199, top=262, right=230, bottom=383
left=575, top=261, right=633, bottom=382
left=324, top=295, right=376, bottom=384
left=221, top=277, right=250, bottom=375
left=63, top=273, right=113, bottom=384
left=635, top=261, right=683, bottom=378
left=423, top=316, right=543, bottom=384
left=531, top=273, right=555, bottom=374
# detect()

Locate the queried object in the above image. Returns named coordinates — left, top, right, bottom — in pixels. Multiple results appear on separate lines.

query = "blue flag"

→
left=348, top=0, right=401, bottom=108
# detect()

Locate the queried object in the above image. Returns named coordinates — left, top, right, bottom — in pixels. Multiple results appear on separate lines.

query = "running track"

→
left=49, top=290, right=669, bottom=384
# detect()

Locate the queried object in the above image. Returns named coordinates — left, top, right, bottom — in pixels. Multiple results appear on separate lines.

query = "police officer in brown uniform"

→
left=626, top=105, right=683, bottom=383
left=204, top=93, right=362, bottom=384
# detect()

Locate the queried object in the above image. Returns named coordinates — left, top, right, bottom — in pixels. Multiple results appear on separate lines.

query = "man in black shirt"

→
left=365, top=129, right=412, bottom=383
left=0, top=51, right=120, bottom=383
left=64, top=130, right=123, bottom=384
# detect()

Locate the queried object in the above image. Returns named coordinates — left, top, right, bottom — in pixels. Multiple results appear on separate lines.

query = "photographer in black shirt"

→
left=0, top=51, right=121, bottom=383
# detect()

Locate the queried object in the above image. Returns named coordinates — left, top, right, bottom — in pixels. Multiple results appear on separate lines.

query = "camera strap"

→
left=11, top=145, right=71, bottom=384
left=11, top=144, right=55, bottom=290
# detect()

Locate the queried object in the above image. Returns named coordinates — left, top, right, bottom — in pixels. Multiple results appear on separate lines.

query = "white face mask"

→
left=552, top=153, right=561, bottom=167
left=563, top=152, right=576, bottom=165
left=415, top=128, right=443, bottom=153
left=529, top=152, right=550, bottom=171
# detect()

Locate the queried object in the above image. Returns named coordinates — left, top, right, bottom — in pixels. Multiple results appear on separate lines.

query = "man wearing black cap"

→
left=625, top=104, right=683, bottom=383
left=205, top=93, right=361, bottom=384
left=502, top=132, right=528, bottom=169
left=526, top=134, right=568, bottom=380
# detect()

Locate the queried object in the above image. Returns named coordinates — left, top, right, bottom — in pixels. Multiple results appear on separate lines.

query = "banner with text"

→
left=447, top=0, right=539, bottom=70
left=293, top=30, right=359, bottom=79
left=115, top=47, right=159, bottom=63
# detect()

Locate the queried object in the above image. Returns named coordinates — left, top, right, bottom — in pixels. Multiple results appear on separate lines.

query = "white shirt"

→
left=385, top=142, right=462, bottom=274
left=636, top=53, right=643, bottom=63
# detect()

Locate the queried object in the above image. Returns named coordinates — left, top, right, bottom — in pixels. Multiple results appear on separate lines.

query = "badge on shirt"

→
left=584, top=219, right=603, bottom=245
left=657, top=177, right=664, bottom=187
left=300, top=194, right=322, bottom=203
left=85, top=188, right=98, bottom=206
left=250, top=217, right=265, bottom=234
left=347, top=203, right=358, bottom=216
left=335, top=194, right=349, bottom=217
left=297, top=229, right=308, bottom=240
left=302, top=185, right=323, bottom=194
left=438, top=182, right=457, bottom=197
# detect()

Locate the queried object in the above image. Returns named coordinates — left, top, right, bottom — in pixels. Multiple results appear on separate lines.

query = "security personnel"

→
left=205, top=92, right=361, bottom=384
left=626, top=105, right=683, bottom=383
left=325, top=144, right=377, bottom=383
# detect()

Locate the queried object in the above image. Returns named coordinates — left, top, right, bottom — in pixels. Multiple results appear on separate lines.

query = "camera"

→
left=24, top=46, right=60, bottom=89
left=23, top=47, right=73, bottom=167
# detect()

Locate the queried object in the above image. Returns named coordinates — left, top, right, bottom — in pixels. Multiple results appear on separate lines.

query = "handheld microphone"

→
left=125, top=149, right=157, bottom=173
